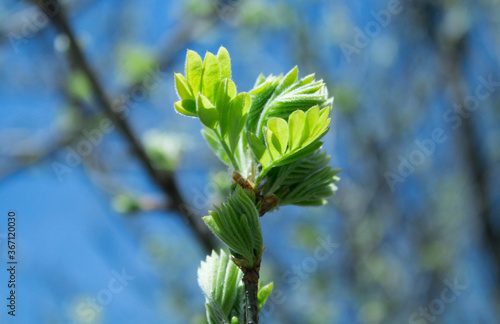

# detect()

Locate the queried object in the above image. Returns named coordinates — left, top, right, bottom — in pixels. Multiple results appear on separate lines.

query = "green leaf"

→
left=276, top=139, right=324, bottom=166
left=186, top=50, right=203, bottom=95
left=197, top=93, right=219, bottom=129
left=248, top=132, right=271, bottom=167
left=288, top=110, right=305, bottom=151
left=217, top=79, right=237, bottom=137
left=266, top=118, right=288, bottom=155
left=257, top=282, right=274, bottom=312
left=174, top=99, right=197, bottom=117
left=298, top=105, right=319, bottom=147
left=265, top=127, right=281, bottom=161
left=227, top=92, right=251, bottom=152
left=202, top=52, right=222, bottom=103
left=174, top=73, right=193, bottom=100
left=202, top=129, right=230, bottom=165
left=217, top=46, right=232, bottom=80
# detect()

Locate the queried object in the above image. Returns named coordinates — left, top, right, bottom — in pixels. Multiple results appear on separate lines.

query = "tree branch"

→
left=243, top=268, right=260, bottom=324
left=33, top=0, right=217, bottom=253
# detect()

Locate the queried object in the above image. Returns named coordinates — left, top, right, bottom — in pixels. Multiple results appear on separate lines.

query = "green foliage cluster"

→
left=174, top=47, right=337, bottom=198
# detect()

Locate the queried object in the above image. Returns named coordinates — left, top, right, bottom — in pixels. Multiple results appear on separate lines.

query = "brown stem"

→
left=242, top=266, right=260, bottom=324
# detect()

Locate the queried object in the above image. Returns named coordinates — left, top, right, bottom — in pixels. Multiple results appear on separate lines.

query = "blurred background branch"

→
left=0, top=0, right=499, bottom=323
left=30, top=0, right=220, bottom=253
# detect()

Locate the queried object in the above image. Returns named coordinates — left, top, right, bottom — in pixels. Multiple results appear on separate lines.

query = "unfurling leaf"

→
left=198, top=250, right=244, bottom=324
left=202, top=186, right=263, bottom=268
left=250, top=66, right=331, bottom=139
left=264, top=150, right=340, bottom=206
left=246, top=75, right=280, bottom=133
left=275, top=65, right=298, bottom=94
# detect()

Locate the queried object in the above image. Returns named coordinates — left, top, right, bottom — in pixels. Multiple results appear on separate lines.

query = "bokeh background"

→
left=1, top=0, right=499, bottom=323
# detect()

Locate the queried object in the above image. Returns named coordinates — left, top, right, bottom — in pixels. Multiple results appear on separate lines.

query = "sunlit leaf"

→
left=197, top=93, right=219, bottom=129
left=217, top=46, right=232, bottom=80
left=186, top=50, right=203, bottom=95
left=227, top=93, right=251, bottom=152
left=202, top=52, right=222, bottom=103
left=248, top=132, right=271, bottom=167
left=298, top=105, right=320, bottom=147
left=174, top=73, right=194, bottom=100
left=288, top=110, right=305, bottom=151
left=267, top=118, right=288, bottom=155
left=217, top=79, right=237, bottom=138
left=252, top=105, right=331, bottom=183
left=174, top=99, right=197, bottom=117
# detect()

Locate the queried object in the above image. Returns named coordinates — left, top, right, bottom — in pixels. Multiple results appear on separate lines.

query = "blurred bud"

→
left=185, top=0, right=214, bottom=17
left=67, top=70, right=92, bottom=102
left=118, top=45, right=155, bottom=83
left=209, top=171, right=232, bottom=203
left=112, top=194, right=141, bottom=214
left=143, top=130, right=185, bottom=172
